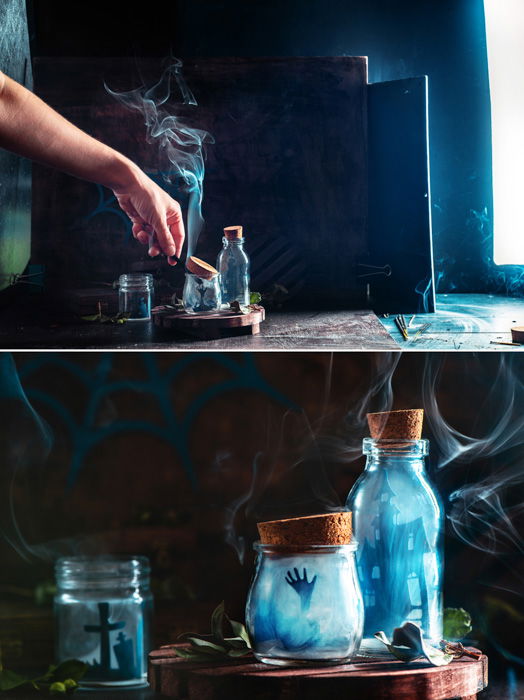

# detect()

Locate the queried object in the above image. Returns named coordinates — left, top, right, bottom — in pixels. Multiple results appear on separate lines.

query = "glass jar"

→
left=118, top=273, right=153, bottom=320
left=346, top=439, right=443, bottom=654
left=183, top=273, right=222, bottom=314
left=216, top=231, right=250, bottom=306
left=54, top=556, right=153, bottom=687
left=246, top=543, right=363, bottom=666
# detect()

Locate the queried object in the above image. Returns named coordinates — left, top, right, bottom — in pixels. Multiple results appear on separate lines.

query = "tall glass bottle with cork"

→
left=346, top=409, right=443, bottom=654
left=216, top=225, right=250, bottom=306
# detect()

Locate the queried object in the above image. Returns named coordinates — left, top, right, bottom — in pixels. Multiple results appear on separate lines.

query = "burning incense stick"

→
left=411, top=323, right=431, bottom=341
left=395, top=315, right=409, bottom=341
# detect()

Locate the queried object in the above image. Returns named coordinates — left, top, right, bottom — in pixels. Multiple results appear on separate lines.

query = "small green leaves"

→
left=175, top=602, right=252, bottom=662
left=443, top=608, right=472, bottom=640
left=81, top=310, right=130, bottom=324
left=0, top=668, right=28, bottom=691
left=0, top=659, right=87, bottom=695
left=49, top=682, right=66, bottom=695
left=374, top=622, right=453, bottom=667
left=249, top=292, right=262, bottom=304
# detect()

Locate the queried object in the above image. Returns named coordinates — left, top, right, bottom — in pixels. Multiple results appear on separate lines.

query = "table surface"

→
left=380, top=293, right=524, bottom=350
left=2, top=292, right=524, bottom=350
left=0, top=296, right=399, bottom=350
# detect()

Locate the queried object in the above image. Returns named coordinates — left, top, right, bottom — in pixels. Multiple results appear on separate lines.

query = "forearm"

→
left=0, top=71, right=139, bottom=190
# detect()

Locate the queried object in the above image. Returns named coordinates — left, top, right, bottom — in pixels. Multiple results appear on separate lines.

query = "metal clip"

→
left=357, top=263, right=392, bottom=279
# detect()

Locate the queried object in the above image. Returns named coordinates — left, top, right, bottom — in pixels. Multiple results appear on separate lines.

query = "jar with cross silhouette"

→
left=246, top=542, right=363, bottom=665
left=54, top=556, right=153, bottom=687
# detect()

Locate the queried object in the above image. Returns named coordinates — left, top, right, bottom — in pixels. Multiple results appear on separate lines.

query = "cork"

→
left=511, top=326, right=524, bottom=344
left=186, top=256, right=219, bottom=280
left=224, top=225, right=243, bottom=240
left=367, top=409, right=424, bottom=440
left=258, top=512, right=352, bottom=546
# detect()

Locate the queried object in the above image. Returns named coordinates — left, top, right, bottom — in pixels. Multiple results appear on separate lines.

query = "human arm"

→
left=0, top=71, right=183, bottom=262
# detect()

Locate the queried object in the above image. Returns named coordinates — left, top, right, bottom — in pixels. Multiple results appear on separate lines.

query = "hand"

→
left=113, top=170, right=185, bottom=265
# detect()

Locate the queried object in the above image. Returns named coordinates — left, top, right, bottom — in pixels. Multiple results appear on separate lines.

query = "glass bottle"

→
left=216, top=226, right=250, bottom=306
left=246, top=542, right=363, bottom=666
left=54, top=556, right=153, bottom=687
left=346, top=439, right=443, bottom=654
left=118, top=273, right=153, bottom=320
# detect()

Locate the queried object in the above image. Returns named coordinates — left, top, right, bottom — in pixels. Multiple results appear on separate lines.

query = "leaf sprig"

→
left=170, top=602, right=252, bottom=662
left=0, top=659, right=87, bottom=695
left=374, top=617, right=480, bottom=668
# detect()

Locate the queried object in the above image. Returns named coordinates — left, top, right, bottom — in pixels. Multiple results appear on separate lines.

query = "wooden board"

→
left=154, top=305, right=265, bottom=338
left=149, top=646, right=488, bottom=700
left=366, top=77, right=435, bottom=314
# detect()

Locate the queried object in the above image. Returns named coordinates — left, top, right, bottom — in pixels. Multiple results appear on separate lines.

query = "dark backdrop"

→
left=1, top=351, right=523, bottom=680
left=26, top=0, right=516, bottom=296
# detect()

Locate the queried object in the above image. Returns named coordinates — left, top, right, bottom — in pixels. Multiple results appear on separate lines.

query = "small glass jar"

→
left=54, top=556, right=153, bottom=688
left=183, top=273, right=222, bottom=314
left=246, top=543, right=363, bottom=666
left=118, top=273, right=153, bottom=320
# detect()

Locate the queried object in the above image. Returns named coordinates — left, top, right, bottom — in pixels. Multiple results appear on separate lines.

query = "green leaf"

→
left=211, top=601, right=225, bottom=642
left=81, top=314, right=101, bottom=322
left=48, top=660, right=87, bottom=683
left=0, top=668, right=30, bottom=691
left=186, top=637, right=227, bottom=655
left=227, top=648, right=251, bottom=657
left=49, top=681, right=67, bottom=695
left=375, top=623, right=453, bottom=667
left=174, top=647, right=215, bottom=662
left=443, top=608, right=472, bottom=640
left=227, top=618, right=251, bottom=648
left=249, top=292, right=262, bottom=304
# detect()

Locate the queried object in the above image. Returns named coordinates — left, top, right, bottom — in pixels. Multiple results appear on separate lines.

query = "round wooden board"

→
left=153, top=305, right=265, bottom=338
left=148, top=646, right=488, bottom=700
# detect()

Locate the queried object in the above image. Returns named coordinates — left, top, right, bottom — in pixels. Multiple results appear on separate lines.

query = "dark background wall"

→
left=1, top=351, right=523, bottom=678
left=25, top=0, right=517, bottom=295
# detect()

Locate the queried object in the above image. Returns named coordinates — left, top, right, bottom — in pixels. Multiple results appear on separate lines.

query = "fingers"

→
left=167, top=205, right=185, bottom=264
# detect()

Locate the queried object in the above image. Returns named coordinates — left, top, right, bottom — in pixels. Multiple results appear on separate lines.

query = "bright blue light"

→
left=484, top=0, right=524, bottom=265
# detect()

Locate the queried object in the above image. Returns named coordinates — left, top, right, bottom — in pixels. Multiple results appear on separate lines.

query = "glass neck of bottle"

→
left=362, top=438, right=428, bottom=474
left=223, top=237, right=244, bottom=247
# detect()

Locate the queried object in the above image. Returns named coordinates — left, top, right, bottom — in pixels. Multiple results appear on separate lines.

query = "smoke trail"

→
left=222, top=353, right=402, bottom=562
left=422, top=353, right=524, bottom=555
left=0, top=355, right=53, bottom=562
left=106, top=59, right=214, bottom=258
left=415, top=276, right=433, bottom=313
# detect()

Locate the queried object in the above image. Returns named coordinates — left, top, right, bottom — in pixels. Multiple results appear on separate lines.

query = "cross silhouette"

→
left=84, top=602, right=125, bottom=672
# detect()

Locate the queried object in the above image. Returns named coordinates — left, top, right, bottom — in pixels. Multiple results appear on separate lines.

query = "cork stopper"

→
left=367, top=409, right=424, bottom=440
left=224, top=225, right=243, bottom=240
left=511, top=326, right=524, bottom=344
left=258, top=512, right=352, bottom=546
left=186, top=256, right=219, bottom=280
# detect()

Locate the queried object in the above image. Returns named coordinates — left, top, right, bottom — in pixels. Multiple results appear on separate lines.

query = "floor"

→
left=1, top=292, right=524, bottom=350
left=379, top=293, right=524, bottom=351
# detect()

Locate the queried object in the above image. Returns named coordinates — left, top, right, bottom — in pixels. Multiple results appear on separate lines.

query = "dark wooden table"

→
left=0, top=295, right=399, bottom=350
left=1, top=676, right=522, bottom=699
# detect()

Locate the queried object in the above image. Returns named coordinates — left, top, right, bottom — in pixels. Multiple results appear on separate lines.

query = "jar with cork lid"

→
left=346, top=409, right=443, bottom=655
left=246, top=512, right=363, bottom=666
left=216, top=225, right=250, bottom=306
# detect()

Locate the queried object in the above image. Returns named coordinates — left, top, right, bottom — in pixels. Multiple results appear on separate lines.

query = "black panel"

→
left=365, top=76, right=435, bottom=314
